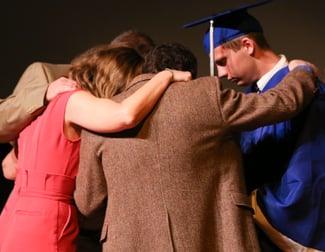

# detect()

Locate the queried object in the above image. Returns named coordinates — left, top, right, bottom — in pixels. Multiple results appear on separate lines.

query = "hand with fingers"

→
left=46, top=77, right=78, bottom=102
left=288, top=59, right=319, bottom=77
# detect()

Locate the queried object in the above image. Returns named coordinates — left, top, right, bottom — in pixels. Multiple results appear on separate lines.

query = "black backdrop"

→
left=1, top=0, right=324, bottom=98
left=0, top=144, right=14, bottom=211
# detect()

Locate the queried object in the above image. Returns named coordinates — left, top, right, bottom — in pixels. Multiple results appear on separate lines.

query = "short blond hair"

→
left=222, top=32, right=270, bottom=51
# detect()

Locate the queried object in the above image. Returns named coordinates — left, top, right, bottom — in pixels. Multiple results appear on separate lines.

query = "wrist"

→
left=164, top=68, right=174, bottom=81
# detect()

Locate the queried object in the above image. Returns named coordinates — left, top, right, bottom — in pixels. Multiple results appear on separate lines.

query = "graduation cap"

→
left=184, top=0, right=272, bottom=76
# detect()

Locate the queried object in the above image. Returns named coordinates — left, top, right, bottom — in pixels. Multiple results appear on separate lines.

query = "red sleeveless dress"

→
left=0, top=90, right=80, bottom=252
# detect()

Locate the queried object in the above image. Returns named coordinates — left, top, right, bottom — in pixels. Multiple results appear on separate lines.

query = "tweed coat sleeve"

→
left=75, top=129, right=108, bottom=220
left=0, top=62, right=70, bottom=142
left=217, top=68, right=317, bottom=131
left=74, top=129, right=106, bottom=250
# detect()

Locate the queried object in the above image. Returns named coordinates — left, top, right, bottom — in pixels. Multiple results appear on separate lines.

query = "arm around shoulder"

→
left=66, top=69, right=191, bottom=133
left=221, top=68, right=318, bottom=132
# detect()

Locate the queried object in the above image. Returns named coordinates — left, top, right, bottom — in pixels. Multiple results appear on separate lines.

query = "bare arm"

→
left=66, top=69, right=191, bottom=133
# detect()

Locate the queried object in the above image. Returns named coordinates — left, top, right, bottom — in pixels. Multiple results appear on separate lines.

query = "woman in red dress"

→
left=0, top=45, right=191, bottom=252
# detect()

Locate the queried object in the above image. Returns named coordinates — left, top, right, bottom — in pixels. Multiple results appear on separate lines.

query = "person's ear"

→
left=241, top=37, right=255, bottom=55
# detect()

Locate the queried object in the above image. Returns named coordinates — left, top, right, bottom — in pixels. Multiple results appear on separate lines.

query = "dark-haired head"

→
left=143, top=42, right=197, bottom=79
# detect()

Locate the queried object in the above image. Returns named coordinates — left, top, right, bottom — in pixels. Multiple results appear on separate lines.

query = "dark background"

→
left=1, top=0, right=324, bottom=208
left=1, top=0, right=324, bottom=97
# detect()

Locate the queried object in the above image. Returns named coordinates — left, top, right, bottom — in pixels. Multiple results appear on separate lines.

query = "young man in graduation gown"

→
left=184, top=0, right=325, bottom=250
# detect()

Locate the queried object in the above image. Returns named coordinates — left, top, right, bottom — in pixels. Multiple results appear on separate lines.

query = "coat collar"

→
left=125, top=73, right=155, bottom=91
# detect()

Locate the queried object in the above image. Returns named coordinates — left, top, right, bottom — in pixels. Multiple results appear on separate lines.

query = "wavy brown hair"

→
left=68, top=46, right=143, bottom=98
left=110, top=30, right=155, bottom=58
left=71, top=30, right=154, bottom=66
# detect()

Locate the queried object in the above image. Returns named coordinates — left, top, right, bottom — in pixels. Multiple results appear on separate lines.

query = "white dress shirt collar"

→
left=256, top=54, right=288, bottom=92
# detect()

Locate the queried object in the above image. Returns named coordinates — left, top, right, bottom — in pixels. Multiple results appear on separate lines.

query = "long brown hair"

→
left=68, top=46, right=143, bottom=98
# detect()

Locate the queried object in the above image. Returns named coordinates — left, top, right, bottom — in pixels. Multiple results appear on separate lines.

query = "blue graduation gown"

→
left=257, top=81, right=325, bottom=250
left=241, top=67, right=325, bottom=250
left=241, top=67, right=300, bottom=193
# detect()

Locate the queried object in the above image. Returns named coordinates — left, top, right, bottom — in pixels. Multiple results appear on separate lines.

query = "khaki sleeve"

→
left=0, top=62, right=70, bottom=142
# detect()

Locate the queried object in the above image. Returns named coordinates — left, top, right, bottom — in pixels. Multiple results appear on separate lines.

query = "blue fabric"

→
left=202, top=11, right=263, bottom=53
left=258, top=81, right=325, bottom=250
left=203, top=28, right=248, bottom=54
left=244, top=68, right=325, bottom=250
left=241, top=67, right=304, bottom=195
left=294, top=65, right=314, bottom=72
left=241, top=67, right=291, bottom=153
left=241, top=67, right=301, bottom=194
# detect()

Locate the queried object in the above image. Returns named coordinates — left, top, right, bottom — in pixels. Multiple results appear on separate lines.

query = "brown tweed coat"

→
left=75, top=69, right=316, bottom=252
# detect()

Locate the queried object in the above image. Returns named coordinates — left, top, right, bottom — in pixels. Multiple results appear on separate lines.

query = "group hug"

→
left=0, top=1, right=324, bottom=251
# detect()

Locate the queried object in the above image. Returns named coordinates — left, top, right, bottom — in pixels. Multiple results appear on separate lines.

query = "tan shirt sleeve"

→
left=0, top=62, right=70, bottom=142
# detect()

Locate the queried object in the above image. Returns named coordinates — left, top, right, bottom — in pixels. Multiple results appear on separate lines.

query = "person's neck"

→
left=255, top=50, right=281, bottom=78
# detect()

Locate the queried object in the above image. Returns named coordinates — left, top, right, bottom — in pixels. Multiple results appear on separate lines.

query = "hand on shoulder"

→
left=163, top=69, right=192, bottom=83
left=46, top=77, right=78, bottom=102
left=288, top=59, right=319, bottom=77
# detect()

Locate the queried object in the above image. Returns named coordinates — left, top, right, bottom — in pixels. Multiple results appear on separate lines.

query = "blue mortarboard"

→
left=183, top=0, right=272, bottom=76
